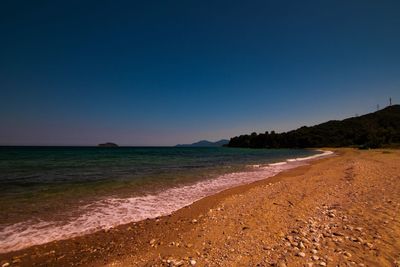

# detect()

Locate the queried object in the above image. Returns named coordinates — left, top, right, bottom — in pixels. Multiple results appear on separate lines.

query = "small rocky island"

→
left=97, top=142, right=119, bottom=147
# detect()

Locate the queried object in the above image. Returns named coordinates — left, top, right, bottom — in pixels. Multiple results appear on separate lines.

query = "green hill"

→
left=227, top=105, right=400, bottom=149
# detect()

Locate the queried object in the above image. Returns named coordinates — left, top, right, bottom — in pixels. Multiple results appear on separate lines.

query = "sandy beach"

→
left=1, top=148, right=400, bottom=266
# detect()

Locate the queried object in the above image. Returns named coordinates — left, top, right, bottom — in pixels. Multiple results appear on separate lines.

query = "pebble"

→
left=2, top=263, right=10, bottom=267
left=319, top=262, right=327, bottom=266
left=297, top=252, right=306, bottom=257
left=167, top=259, right=184, bottom=266
left=12, top=259, right=22, bottom=264
left=312, top=255, right=319, bottom=261
left=344, top=251, right=352, bottom=258
left=333, top=232, right=343, bottom=236
left=311, top=249, right=318, bottom=254
left=189, top=259, right=197, bottom=266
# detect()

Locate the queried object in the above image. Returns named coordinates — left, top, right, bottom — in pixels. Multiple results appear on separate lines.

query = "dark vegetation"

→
left=227, top=105, right=400, bottom=149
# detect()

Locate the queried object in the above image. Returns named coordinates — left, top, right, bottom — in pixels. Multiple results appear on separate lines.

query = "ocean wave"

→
left=0, top=150, right=333, bottom=253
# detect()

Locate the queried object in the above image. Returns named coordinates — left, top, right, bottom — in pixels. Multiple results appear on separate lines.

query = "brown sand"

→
left=1, top=148, right=400, bottom=266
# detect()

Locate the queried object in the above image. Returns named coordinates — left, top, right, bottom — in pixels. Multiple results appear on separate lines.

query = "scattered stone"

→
left=319, top=262, right=327, bottom=266
left=312, top=255, right=319, bottom=261
left=192, top=219, right=198, bottom=223
left=12, top=258, right=22, bottom=264
left=149, top=239, right=156, bottom=245
left=344, top=251, right=352, bottom=258
left=297, top=252, right=306, bottom=257
left=286, top=235, right=294, bottom=242
left=167, top=258, right=184, bottom=266
left=333, top=232, right=344, bottom=236
left=322, top=232, right=331, bottom=238
left=1, top=263, right=10, bottom=267
left=189, top=259, right=197, bottom=266
left=350, top=237, right=358, bottom=242
left=365, top=242, right=373, bottom=249
left=311, top=249, right=318, bottom=254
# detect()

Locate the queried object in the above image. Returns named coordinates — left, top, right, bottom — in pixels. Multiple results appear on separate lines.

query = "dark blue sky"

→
left=1, top=1, right=399, bottom=145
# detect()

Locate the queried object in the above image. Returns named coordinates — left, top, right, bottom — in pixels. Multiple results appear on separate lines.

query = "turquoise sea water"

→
left=0, top=146, right=322, bottom=252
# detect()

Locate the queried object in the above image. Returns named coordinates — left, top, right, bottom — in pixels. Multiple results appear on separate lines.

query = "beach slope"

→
left=1, top=149, right=400, bottom=266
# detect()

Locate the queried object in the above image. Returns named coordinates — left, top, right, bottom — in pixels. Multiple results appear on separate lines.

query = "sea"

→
left=0, top=146, right=331, bottom=253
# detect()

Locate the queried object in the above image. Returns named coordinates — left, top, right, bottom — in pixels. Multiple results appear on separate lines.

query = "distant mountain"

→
left=175, top=139, right=229, bottom=147
left=98, top=142, right=119, bottom=147
left=227, top=105, right=400, bottom=149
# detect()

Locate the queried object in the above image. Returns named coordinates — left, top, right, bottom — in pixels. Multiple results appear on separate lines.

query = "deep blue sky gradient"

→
left=1, top=1, right=400, bottom=145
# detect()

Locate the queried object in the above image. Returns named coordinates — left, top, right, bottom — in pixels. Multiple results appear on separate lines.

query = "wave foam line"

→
left=0, top=150, right=333, bottom=253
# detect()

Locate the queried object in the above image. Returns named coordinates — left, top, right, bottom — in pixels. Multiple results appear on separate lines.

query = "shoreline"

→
left=0, top=149, right=331, bottom=254
left=2, top=148, right=400, bottom=266
left=0, top=150, right=333, bottom=263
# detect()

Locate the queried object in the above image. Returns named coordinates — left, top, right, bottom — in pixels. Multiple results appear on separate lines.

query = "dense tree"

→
left=227, top=105, right=400, bottom=149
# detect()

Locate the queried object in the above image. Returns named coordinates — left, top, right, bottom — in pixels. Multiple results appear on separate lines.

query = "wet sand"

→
left=1, top=148, right=400, bottom=266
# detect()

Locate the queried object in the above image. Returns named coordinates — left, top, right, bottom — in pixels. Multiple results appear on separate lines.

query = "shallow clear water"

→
left=0, top=146, right=323, bottom=252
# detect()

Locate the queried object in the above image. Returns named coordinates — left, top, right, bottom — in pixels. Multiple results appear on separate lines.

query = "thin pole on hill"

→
left=389, top=97, right=392, bottom=106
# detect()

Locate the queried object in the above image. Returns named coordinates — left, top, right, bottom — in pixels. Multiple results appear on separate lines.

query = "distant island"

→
left=227, top=105, right=400, bottom=149
left=97, top=142, right=119, bottom=147
left=175, top=139, right=229, bottom=147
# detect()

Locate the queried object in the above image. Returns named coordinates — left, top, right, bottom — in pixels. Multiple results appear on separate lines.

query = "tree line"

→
left=227, top=105, right=400, bottom=149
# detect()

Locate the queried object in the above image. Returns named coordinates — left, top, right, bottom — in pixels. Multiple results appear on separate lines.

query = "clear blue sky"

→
left=1, top=1, right=399, bottom=146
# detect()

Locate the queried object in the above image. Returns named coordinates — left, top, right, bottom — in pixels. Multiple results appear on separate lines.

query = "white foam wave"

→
left=0, top=150, right=333, bottom=253
left=268, top=162, right=287, bottom=166
left=286, top=150, right=334, bottom=162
